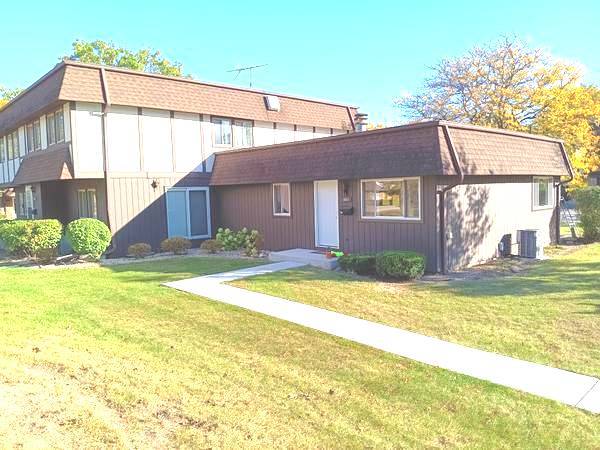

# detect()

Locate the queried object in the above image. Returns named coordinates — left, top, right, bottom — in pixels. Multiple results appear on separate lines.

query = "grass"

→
left=234, top=244, right=600, bottom=379
left=0, top=255, right=598, bottom=447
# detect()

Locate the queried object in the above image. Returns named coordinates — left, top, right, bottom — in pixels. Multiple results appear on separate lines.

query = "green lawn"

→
left=0, top=255, right=598, bottom=447
left=235, top=244, right=600, bottom=379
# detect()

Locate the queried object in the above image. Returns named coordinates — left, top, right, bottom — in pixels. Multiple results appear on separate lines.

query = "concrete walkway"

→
left=164, top=262, right=600, bottom=414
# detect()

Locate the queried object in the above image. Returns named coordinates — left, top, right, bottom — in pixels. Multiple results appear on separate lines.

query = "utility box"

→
left=517, top=229, right=543, bottom=259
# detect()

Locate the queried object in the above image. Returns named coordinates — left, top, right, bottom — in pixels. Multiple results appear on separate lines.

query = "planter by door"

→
left=314, top=180, right=339, bottom=248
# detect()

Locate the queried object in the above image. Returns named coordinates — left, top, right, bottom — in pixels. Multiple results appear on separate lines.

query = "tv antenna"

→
left=227, top=64, right=268, bottom=88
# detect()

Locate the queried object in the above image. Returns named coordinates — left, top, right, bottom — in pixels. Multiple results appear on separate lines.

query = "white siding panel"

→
left=40, top=116, right=48, bottom=149
left=201, top=115, right=216, bottom=172
left=275, top=123, right=295, bottom=144
left=314, top=127, right=331, bottom=139
left=73, top=102, right=104, bottom=173
left=63, top=103, right=72, bottom=142
left=295, top=125, right=314, bottom=141
left=18, top=127, right=26, bottom=157
left=142, top=109, right=173, bottom=172
left=173, top=112, right=203, bottom=173
left=254, top=121, right=275, bottom=147
left=332, top=128, right=347, bottom=136
left=106, top=105, right=140, bottom=172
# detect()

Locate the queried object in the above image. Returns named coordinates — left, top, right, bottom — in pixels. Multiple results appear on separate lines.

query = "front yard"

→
left=0, top=253, right=598, bottom=447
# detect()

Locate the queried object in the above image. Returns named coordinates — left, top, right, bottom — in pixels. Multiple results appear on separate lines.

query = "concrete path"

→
left=164, top=262, right=600, bottom=414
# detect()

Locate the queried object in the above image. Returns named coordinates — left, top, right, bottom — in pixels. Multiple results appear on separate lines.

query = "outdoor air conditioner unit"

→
left=517, top=229, right=543, bottom=259
left=264, top=95, right=281, bottom=112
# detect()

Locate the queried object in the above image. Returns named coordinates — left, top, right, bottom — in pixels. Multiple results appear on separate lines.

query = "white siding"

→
left=72, top=102, right=104, bottom=174
left=40, top=116, right=48, bottom=150
left=173, top=112, right=203, bottom=173
left=141, top=108, right=173, bottom=172
left=332, top=128, right=347, bottom=136
left=18, top=127, right=26, bottom=157
left=314, top=127, right=331, bottom=139
left=275, top=123, right=295, bottom=144
left=63, top=103, right=72, bottom=142
left=295, top=125, right=314, bottom=141
left=106, top=105, right=140, bottom=172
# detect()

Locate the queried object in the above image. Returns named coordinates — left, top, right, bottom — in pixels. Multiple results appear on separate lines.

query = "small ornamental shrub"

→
left=216, top=227, right=246, bottom=251
left=66, top=218, right=112, bottom=260
left=375, top=251, right=426, bottom=280
left=128, top=242, right=152, bottom=258
left=0, top=219, right=62, bottom=258
left=242, top=229, right=263, bottom=257
left=574, top=187, right=600, bottom=242
left=160, top=237, right=192, bottom=255
left=200, top=239, right=223, bottom=254
left=338, top=253, right=376, bottom=275
left=36, top=247, right=59, bottom=265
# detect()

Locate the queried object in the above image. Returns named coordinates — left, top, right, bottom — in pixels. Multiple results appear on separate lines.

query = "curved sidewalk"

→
left=164, top=262, right=599, bottom=414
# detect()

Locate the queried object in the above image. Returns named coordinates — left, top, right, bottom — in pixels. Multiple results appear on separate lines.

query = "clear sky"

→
left=1, top=0, right=599, bottom=124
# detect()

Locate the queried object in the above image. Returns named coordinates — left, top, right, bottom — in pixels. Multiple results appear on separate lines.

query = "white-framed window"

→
left=6, top=131, right=19, bottom=160
left=233, top=119, right=253, bottom=147
left=26, top=120, right=42, bottom=153
left=165, top=187, right=211, bottom=239
left=361, top=177, right=421, bottom=220
left=212, top=117, right=232, bottom=147
left=0, top=136, right=5, bottom=163
left=273, top=183, right=291, bottom=216
left=532, top=176, right=554, bottom=210
left=77, top=189, right=98, bottom=218
left=46, top=109, right=65, bottom=146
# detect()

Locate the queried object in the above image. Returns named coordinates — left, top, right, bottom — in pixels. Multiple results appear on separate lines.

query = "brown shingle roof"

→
left=1, top=61, right=357, bottom=135
left=10, top=145, right=73, bottom=186
left=210, top=121, right=570, bottom=185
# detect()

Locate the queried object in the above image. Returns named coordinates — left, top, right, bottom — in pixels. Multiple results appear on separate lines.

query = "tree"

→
left=398, top=37, right=580, bottom=130
left=0, top=86, right=23, bottom=109
left=67, top=40, right=184, bottom=77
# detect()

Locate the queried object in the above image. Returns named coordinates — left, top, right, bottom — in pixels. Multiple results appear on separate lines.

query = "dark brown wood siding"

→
left=214, top=182, right=315, bottom=250
left=40, top=179, right=107, bottom=224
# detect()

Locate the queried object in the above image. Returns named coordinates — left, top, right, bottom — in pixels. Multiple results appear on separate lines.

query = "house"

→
left=210, top=121, right=572, bottom=272
left=0, top=62, right=572, bottom=272
left=0, top=60, right=358, bottom=254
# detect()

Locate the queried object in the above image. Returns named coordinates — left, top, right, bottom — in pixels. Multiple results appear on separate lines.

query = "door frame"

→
left=313, top=179, right=340, bottom=248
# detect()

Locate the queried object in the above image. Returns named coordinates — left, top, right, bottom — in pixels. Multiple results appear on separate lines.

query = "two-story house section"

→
left=0, top=60, right=359, bottom=254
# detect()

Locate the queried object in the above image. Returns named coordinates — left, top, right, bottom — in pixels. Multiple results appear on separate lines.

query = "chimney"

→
left=354, top=112, right=368, bottom=132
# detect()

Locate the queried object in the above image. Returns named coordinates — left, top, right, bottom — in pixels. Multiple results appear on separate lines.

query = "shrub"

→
left=36, top=247, right=59, bottom=265
left=128, top=242, right=152, bottom=258
left=66, top=218, right=112, bottom=260
left=0, top=219, right=62, bottom=258
left=216, top=227, right=246, bottom=251
left=160, top=237, right=192, bottom=255
left=574, top=187, right=600, bottom=242
left=242, top=229, right=263, bottom=257
left=375, top=251, right=426, bottom=280
left=200, top=239, right=223, bottom=254
left=338, top=253, right=376, bottom=275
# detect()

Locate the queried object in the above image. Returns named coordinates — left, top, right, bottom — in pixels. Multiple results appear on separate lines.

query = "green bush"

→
left=375, top=251, right=426, bottom=280
left=200, top=239, right=223, bottom=254
left=216, top=227, right=263, bottom=256
left=338, top=253, right=376, bottom=275
left=66, top=218, right=112, bottom=260
left=160, top=237, right=192, bottom=255
left=242, top=229, right=263, bottom=257
left=574, top=187, right=600, bottom=242
left=128, top=242, right=152, bottom=258
left=0, top=219, right=62, bottom=258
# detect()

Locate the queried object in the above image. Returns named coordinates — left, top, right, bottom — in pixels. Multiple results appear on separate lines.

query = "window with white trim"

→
left=6, top=131, right=19, bottom=160
left=212, top=117, right=253, bottom=148
left=212, top=117, right=232, bottom=146
left=533, top=177, right=554, bottom=209
left=233, top=119, right=253, bottom=147
left=77, top=189, right=98, bottom=218
left=361, top=177, right=421, bottom=220
left=165, top=187, right=211, bottom=239
left=0, top=136, right=5, bottom=163
left=26, top=120, right=42, bottom=153
left=46, top=109, right=65, bottom=146
left=273, top=183, right=291, bottom=216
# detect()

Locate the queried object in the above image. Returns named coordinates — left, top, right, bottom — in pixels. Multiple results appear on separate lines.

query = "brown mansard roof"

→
left=11, top=144, right=73, bottom=186
left=0, top=61, right=357, bottom=136
left=209, top=121, right=571, bottom=185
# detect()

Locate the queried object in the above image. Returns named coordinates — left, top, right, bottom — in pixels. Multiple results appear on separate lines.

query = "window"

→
left=233, top=120, right=253, bottom=147
left=273, top=183, right=291, bottom=216
left=212, top=117, right=232, bottom=146
left=46, top=109, right=65, bottom=146
left=26, top=120, right=42, bottom=153
left=0, top=137, right=4, bottom=163
left=533, top=177, right=554, bottom=209
left=6, top=131, right=19, bottom=160
left=361, top=177, right=421, bottom=220
left=165, top=187, right=211, bottom=239
left=77, top=189, right=98, bottom=218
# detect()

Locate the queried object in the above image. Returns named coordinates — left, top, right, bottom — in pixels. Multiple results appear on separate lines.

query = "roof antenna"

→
left=227, top=64, right=267, bottom=88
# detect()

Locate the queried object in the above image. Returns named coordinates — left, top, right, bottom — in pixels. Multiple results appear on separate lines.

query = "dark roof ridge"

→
left=441, top=120, right=563, bottom=144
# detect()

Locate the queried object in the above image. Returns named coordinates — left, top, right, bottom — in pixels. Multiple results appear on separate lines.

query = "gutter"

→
left=437, top=124, right=464, bottom=273
left=555, top=141, right=575, bottom=241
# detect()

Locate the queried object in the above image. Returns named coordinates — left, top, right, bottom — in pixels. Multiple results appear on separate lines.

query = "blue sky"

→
left=1, top=0, right=599, bottom=124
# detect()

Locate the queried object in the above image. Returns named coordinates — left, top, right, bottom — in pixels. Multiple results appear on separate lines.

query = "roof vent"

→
left=264, top=95, right=281, bottom=112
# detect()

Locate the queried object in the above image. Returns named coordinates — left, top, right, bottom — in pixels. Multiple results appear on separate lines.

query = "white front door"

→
left=314, top=180, right=339, bottom=248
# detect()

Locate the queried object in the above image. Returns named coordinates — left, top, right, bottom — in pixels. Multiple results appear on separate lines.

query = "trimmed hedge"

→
left=338, top=253, right=376, bottom=275
left=160, top=237, right=192, bottom=255
left=574, top=187, right=600, bottom=242
left=66, top=218, right=112, bottom=260
left=0, top=219, right=63, bottom=257
left=375, top=251, right=426, bottom=280
left=200, top=239, right=223, bottom=254
left=128, top=242, right=152, bottom=258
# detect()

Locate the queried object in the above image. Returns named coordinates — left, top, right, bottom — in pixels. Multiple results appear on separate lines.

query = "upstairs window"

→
left=361, top=177, right=421, bottom=220
left=6, top=131, right=19, bottom=160
left=533, top=177, right=554, bottom=209
left=233, top=120, right=253, bottom=148
left=0, top=137, right=4, bottom=163
left=77, top=189, right=98, bottom=219
left=26, top=120, right=42, bottom=153
left=273, top=183, right=291, bottom=216
left=212, top=117, right=253, bottom=148
left=46, top=109, right=65, bottom=146
left=212, top=117, right=232, bottom=146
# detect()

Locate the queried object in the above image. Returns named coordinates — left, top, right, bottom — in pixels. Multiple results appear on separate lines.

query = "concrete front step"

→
left=268, top=248, right=338, bottom=270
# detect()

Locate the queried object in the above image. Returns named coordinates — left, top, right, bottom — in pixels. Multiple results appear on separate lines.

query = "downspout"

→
left=99, top=67, right=116, bottom=255
left=555, top=141, right=574, bottom=242
left=437, top=124, right=464, bottom=273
